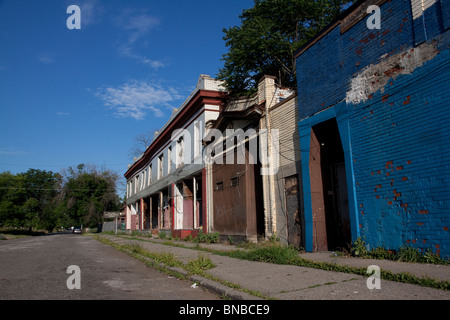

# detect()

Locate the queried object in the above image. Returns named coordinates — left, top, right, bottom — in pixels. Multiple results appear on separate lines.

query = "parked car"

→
left=72, top=226, right=82, bottom=234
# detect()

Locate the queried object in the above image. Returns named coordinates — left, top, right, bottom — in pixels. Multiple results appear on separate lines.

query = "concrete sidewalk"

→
left=97, top=234, right=450, bottom=300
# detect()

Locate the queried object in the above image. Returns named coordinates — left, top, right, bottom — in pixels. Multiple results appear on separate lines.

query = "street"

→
left=0, top=232, right=219, bottom=300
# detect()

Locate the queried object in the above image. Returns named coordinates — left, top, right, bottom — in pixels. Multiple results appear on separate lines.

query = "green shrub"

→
left=158, top=231, right=166, bottom=239
left=186, top=254, right=216, bottom=273
left=351, top=237, right=369, bottom=257
left=395, top=246, right=423, bottom=263
left=369, top=247, right=396, bottom=260
left=194, top=230, right=219, bottom=243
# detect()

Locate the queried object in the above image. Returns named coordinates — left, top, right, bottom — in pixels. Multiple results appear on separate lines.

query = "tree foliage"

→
left=0, top=165, right=121, bottom=232
left=0, top=169, right=60, bottom=231
left=55, top=164, right=121, bottom=228
left=217, top=0, right=351, bottom=96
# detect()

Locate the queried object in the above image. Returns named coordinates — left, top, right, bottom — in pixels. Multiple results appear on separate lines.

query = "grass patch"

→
left=194, top=230, right=220, bottom=244
left=350, top=237, right=449, bottom=265
left=186, top=254, right=216, bottom=274
left=229, top=243, right=299, bottom=264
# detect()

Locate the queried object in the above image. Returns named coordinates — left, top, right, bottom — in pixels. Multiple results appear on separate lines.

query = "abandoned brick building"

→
left=124, top=74, right=301, bottom=245
left=124, top=0, right=449, bottom=258
left=295, top=0, right=449, bottom=257
left=124, top=75, right=228, bottom=238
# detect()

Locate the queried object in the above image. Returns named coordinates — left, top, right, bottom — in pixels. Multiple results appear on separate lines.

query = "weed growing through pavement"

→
left=349, top=236, right=448, bottom=265
left=186, top=254, right=216, bottom=274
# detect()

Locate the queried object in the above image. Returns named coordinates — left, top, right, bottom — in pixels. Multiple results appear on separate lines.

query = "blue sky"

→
left=0, top=0, right=255, bottom=194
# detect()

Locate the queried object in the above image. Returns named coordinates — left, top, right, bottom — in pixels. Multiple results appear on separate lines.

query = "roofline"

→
left=124, top=89, right=227, bottom=179
left=294, top=0, right=386, bottom=59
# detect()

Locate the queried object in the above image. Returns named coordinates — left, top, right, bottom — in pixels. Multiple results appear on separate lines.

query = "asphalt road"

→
left=0, top=232, right=219, bottom=300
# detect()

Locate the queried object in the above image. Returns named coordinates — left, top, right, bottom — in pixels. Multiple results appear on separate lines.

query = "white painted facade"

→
left=125, top=75, right=226, bottom=232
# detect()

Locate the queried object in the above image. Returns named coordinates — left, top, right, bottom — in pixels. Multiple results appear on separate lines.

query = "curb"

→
left=189, top=275, right=263, bottom=300
left=165, top=266, right=262, bottom=300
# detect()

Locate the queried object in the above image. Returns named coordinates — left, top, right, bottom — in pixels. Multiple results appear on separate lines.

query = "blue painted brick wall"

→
left=349, top=49, right=450, bottom=256
left=296, top=0, right=450, bottom=257
left=297, top=0, right=415, bottom=120
left=443, top=0, right=450, bottom=30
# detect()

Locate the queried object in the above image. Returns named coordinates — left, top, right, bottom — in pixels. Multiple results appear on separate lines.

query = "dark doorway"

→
left=252, top=139, right=265, bottom=239
left=151, top=194, right=159, bottom=229
left=195, top=176, right=203, bottom=228
left=143, top=197, right=150, bottom=230
left=311, top=118, right=351, bottom=251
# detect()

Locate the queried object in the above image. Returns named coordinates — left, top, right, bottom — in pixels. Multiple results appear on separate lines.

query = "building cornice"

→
left=124, top=89, right=227, bottom=179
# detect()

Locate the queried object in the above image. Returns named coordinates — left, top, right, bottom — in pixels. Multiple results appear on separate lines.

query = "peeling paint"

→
left=346, top=41, right=439, bottom=104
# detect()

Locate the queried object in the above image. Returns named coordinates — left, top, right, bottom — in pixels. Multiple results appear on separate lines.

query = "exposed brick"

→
left=403, top=95, right=411, bottom=105
left=296, top=0, right=450, bottom=257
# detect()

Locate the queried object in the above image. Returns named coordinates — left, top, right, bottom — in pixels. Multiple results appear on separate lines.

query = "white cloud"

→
left=96, top=80, right=182, bottom=120
left=67, top=0, right=104, bottom=27
left=38, top=53, right=55, bottom=64
left=56, top=112, right=70, bottom=117
left=124, top=13, right=160, bottom=36
left=114, top=10, right=164, bottom=69
left=117, top=45, right=165, bottom=69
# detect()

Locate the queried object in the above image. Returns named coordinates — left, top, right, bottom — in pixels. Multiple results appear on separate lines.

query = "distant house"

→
left=295, top=0, right=450, bottom=257
left=124, top=75, right=227, bottom=238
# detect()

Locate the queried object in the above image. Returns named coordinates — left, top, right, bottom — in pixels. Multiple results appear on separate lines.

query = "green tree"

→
left=0, top=172, right=26, bottom=227
left=0, top=169, right=60, bottom=231
left=22, top=169, right=61, bottom=231
left=217, top=0, right=351, bottom=96
left=55, top=164, right=120, bottom=228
